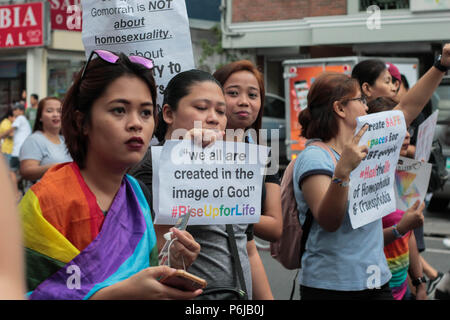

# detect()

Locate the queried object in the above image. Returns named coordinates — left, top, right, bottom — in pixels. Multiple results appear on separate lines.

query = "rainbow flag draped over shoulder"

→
left=19, top=162, right=158, bottom=300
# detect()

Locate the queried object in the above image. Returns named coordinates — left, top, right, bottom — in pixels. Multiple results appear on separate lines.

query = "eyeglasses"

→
left=346, top=96, right=367, bottom=105
left=80, top=49, right=154, bottom=81
left=407, top=126, right=415, bottom=137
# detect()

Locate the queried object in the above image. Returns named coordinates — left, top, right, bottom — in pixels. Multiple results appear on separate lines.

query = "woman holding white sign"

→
left=19, top=50, right=201, bottom=300
left=294, top=44, right=450, bottom=300
left=213, top=60, right=283, bottom=245
left=132, top=69, right=274, bottom=300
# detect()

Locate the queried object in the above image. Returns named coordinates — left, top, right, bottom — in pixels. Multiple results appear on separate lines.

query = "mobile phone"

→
left=159, top=213, right=191, bottom=266
left=160, top=269, right=207, bottom=292
left=174, top=212, right=190, bottom=231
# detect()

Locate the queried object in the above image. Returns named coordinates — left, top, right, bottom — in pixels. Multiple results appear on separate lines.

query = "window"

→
left=47, top=59, right=84, bottom=99
left=360, top=0, right=409, bottom=10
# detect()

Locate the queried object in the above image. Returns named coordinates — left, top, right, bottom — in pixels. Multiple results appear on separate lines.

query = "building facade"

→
left=0, top=0, right=229, bottom=113
left=0, top=0, right=84, bottom=111
left=220, top=0, right=450, bottom=95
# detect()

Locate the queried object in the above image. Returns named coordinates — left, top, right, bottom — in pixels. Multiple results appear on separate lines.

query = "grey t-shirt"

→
left=187, top=224, right=252, bottom=299
left=129, top=147, right=253, bottom=299
left=19, top=131, right=72, bottom=165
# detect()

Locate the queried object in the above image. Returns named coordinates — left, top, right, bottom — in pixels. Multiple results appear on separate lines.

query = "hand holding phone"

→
left=159, top=269, right=207, bottom=292
left=159, top=213, right=191, bottom=266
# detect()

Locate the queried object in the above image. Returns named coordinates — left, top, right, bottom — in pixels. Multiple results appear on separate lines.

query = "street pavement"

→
left=423, top=207, right=450, bottom=237
left=257, top=206, right=450, bottom=300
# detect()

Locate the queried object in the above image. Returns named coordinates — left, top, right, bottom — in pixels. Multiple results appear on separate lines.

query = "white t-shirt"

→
left=12, top=115, right=32, bottom=157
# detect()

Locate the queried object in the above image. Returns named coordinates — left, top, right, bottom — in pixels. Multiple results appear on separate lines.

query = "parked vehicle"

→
left=262, top=93, right=288, bottom=169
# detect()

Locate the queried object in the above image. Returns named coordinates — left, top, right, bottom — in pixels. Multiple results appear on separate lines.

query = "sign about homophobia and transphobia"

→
left=349, top=110, right=406, bottom=229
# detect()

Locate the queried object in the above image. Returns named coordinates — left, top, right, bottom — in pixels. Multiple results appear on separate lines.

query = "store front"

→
left=47, top=51, right=84, bottom=98
left=0, top=0, right=84, bottom=115
left=0, top=59, right=26, bottom=111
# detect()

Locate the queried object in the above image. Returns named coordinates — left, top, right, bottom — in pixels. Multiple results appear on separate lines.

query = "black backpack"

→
left=427, top=139, right=449, bottom=193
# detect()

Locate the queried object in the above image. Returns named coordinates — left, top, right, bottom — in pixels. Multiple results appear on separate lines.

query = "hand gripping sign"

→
left=394, top=156, right=432, bottom=212
left=349, top=110, right=406, bottom=229
left=152, top=140, right=270, bottom=225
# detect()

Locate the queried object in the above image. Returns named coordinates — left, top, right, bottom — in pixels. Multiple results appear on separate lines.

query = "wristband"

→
left=434, top=54, right=448, bottom=73
left=392, top=225, right=403, bottom=239
left=412, top=276, right=427, bottom=287
left=331, top=176, right=350, bottom=187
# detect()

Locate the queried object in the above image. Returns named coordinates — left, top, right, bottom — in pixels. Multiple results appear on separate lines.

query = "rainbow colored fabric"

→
left=20, top=162, right=158, bottom=300
left=382, top=210, right=411, bottom=300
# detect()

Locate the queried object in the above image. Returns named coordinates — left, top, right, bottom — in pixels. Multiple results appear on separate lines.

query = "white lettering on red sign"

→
left=0, top=3, right=43, bottom=48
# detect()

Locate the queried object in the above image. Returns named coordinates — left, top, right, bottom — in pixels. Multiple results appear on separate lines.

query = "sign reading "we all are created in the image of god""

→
left=152, top=140, right=270, bottom=226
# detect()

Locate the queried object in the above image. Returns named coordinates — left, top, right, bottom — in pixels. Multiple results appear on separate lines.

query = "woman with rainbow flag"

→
left=19, top=50, right=202, bottom=300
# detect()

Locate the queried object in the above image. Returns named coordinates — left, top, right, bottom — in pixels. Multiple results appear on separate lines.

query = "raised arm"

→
left=394, top=44, right=450, bottom=126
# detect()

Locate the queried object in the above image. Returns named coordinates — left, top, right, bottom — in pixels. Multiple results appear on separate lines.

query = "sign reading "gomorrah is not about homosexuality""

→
left=81, top=0, right=195, bottom=109
left=0, top=2, right=44, bottom=48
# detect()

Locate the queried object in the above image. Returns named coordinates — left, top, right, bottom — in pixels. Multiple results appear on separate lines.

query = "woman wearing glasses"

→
left=293, top=44, right=450, bottom=300
left=19, top=50, right=201, bottom=300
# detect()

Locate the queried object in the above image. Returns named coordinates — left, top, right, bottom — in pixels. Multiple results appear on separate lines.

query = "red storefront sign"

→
left=48, top=0, right=82, bottom=31
left=0, top=2, right=44, bottom=48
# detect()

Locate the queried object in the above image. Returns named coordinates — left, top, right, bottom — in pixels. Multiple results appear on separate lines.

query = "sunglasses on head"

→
left=80, top=49, right=154, bottom=80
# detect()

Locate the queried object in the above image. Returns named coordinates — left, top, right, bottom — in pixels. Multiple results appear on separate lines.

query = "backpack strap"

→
left=306, top=140, right=338, bottom=166
left=225, top=224, right=248, bottom=300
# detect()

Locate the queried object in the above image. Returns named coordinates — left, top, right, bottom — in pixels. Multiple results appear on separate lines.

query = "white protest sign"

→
left=415, top=110, right=439, bottom=162
left=349, top=110, right=406, bottom=229
left=81, top=0, right=195, bottom=108
left=394, top=156, right=432, bottom=212
left=153, top=140, right=269, bottom=225
left=151, top=146, right=162, bottom=218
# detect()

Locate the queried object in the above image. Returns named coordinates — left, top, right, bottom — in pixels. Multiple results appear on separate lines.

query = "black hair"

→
left=401, top=74, right=410, bottom=90
left=367, top=97, right=397, bottom=114
left=155, top=69, right=223, bottom=141
left=351, top=59, right=387, bottom=93
left=298, top=72, right=359, bottom=141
